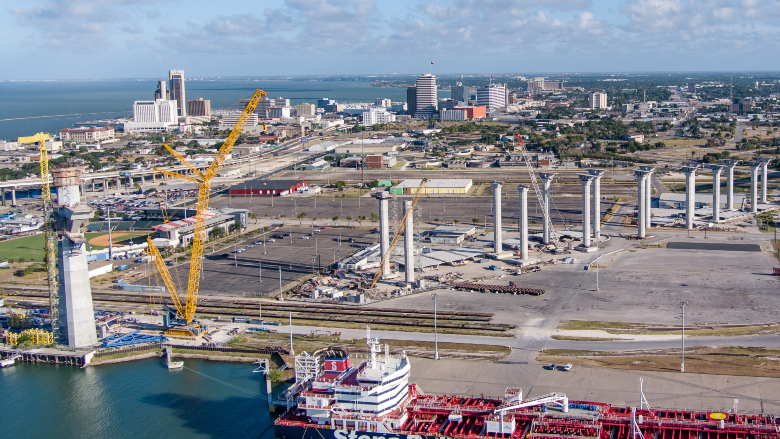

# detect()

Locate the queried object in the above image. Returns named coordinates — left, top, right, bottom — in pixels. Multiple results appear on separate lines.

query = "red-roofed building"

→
left=59, top=126, right=115, bottom=143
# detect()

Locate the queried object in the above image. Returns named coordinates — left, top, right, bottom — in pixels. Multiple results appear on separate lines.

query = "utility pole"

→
left=289, top=312, right=294, bottom=356
left=679, top=300, right=688, bottom=372
left=431, top=292, right=440, bottom=360
left=279, top=267, right=283, bottom=301
left=259, top=260, right=262, bottom=282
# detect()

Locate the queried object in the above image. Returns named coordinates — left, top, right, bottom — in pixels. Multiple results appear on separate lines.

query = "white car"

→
left=563, top=363, right=573, bottom=371
left=313, top=229, right=321, bottom=232
left=254, top=241, right=263, bottom=245
left=301, top=236, right=309, bottom=239
left=267, top=239, right=275, bottom=243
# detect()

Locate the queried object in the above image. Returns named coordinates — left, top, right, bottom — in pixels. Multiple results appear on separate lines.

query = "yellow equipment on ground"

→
left=147, top=89, right=268, bottom=326
left=17, top=133, right=59, bottom=343
left=6, top=328, right=54, bottom=346
left=364, top=179, right=428, bottom=289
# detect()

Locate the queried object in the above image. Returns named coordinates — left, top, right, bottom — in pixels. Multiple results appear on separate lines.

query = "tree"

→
left=332, top=216, right=339, bottom=222
left=370, top=212, right=379, bottom=222
left=210, top=226, right=226, bottom=239
left=248, top=212, right=257, bottom=224
left=297, top=212, right=307, bottom=219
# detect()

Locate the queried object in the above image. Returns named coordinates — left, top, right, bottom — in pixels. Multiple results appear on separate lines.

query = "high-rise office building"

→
left=406, top=87, right=417, bottom=117
left=296, top=103, right=316, bottom=117
left=589, top=92, right=608, bottom=109
left=168, top=70, right=186, bottom=117
left=451, top=83, right=466, bottom=102
left=476, top=84, right=507, bottom=110
left=155, top=80, right=169, bottom=100
left=415, top=74, right=437, bottom=118
left=187, top=98, right=211, bottom=117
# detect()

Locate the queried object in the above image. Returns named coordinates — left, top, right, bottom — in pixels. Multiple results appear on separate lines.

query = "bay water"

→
left=0, top=78, right=415, bottom=141
left=1, top=357, right=276, bottom=439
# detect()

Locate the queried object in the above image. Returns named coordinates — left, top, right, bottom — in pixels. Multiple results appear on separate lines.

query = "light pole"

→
left=279, top=267, right=283, bottom=301
left=259, top=260, right=262, bottom=282
left=679, top=300, right=688, bottom=372
left=431, top=292, right=440, bottom=360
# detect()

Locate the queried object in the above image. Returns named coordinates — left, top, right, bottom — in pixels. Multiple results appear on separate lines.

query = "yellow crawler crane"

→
left=365, top=178, right=428, bottom=289
left=17, top=133, right=59, bottom=343
left=147, top=89, right=268, bottom=331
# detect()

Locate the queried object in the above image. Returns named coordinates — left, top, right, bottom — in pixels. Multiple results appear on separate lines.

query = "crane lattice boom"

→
left=18, top=133, right=59, bottom=342
left=515, top=133, right=557, bottom=244
left=148, top=89, right=268, bottom=324
left=366, top=179, right=428, bottom=289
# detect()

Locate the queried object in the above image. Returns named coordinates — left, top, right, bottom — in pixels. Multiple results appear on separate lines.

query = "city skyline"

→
left=3, top=0, right=780, bottom=80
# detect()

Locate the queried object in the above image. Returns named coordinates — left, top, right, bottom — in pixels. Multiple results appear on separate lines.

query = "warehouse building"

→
left=427, top=225, right=477, bottom=244
left=394, top=178, right=472, bottom=195
left=228, top=179, right=307, bottom=196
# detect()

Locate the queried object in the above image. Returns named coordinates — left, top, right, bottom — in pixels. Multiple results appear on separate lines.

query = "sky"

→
left=2, top=0, right=780, bottom=80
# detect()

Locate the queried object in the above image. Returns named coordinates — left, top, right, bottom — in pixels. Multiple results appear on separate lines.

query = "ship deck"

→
left=277, top=392, right=780, bottom=439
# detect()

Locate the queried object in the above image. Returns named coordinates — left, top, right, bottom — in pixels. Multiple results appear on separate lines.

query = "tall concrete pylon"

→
left=749, top=161, right=760, bottom=214
left=758, top=157, right=772, bottom=204
left=588, top=169, right=605, bottom=240
left=707, top=164, right=725, bottom=223
left=52, top=166, right=98, bottom=348
left=634, top=170, right=650, bottom=238
left=578, top=174, right=594, bottom=248
left=682, top=165, right=699, bottom=229
left=539, top=173, right=555, bottom=245
left=640, top=166, right=655, bottom=229
left=517, top=185, right=529, bottom=260
left=492, top=181, right=503, bottom=254
left=403, top=200, right=414, bottom=285
left=723, top=160, right=740, bottom=210
left=375, top=192, right=391, bottom=277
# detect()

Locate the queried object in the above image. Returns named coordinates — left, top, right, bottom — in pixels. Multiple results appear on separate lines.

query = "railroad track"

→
left=3, top=290, right=515, bottom=332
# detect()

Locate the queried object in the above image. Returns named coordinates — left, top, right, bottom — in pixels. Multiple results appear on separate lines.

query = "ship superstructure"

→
left=274, top=329, right=780, bottom=439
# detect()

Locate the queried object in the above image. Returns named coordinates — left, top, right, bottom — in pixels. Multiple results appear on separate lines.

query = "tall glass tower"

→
left=415, top=74, right=437, bottom=119
left=169, top=70, right=186, bottom=117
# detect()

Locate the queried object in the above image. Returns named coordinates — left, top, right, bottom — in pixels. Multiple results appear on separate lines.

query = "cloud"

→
left=8, top=0, right=167, bottom=50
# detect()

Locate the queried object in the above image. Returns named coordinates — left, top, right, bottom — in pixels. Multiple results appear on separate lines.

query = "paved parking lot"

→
left=145, top=226, right=376, bottom=298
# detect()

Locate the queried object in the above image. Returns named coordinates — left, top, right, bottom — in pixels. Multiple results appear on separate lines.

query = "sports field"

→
left=0, top=231, right=151, bottom=262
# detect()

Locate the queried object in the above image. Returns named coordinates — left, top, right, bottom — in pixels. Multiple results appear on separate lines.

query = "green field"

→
left=0, top=231, right=152, bottom=262
left=0, top=234, right=46, bottom=262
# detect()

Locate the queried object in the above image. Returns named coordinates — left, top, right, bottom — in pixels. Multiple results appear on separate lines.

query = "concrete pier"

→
left=1, top=189, right=5, bottom=206
left=517, top=185, right=529, bottom=261
left=375, top=192, right=391, bottom=277
left=403, top=200, right=414, bottom=285
left=723, top=160, right=740, bottom=210
left=759, top=157, right=772, bottom=204
left=682, top=165, right=698, bottom=229
left=579, top=174, right=594, bottom=248
left=539, top=173, right=555, bottom=245
left=707, top=165, right=725, bottom=223
left=588, top=170, right=604, bottom=239
left=640, top=166, right=654, bottom=228
left=749, top=161, right=760, bottom=213
left=52, top=166, right=98, bottom=348
left=634, top=170, right=649, bottom=238
left=492, top=181, right=503, bottom=254
left=11, top=188, right=16, bottom=206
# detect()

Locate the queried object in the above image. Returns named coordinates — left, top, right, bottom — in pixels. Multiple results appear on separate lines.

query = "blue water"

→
left=0, top=358, right=277, bottom=439
left=0, top=79, right=417, bottom=141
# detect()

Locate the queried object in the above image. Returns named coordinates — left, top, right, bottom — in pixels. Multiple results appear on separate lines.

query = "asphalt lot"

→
left=209, top=192, right=613, bottom=231
left=142, top=226, right=376, bottom=298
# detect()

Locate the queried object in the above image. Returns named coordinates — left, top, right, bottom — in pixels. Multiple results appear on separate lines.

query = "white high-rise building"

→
left=132, top=99, right=178, bottom=123
left=169, top=70, right=186, bottom=117
left=589, top=92, right=608, bottom=109
left=375, top=98, right=392, bottom=108
left=415, top=74, right=437, bottom=118
left=362, top=108, right=396, bottom=125
left=476, top=84, right=507, bottom=110
left=124, top=99, right=179, bottom=133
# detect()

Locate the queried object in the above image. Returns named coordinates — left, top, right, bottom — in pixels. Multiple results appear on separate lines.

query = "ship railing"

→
left=602, top=417, right=780, bottom=433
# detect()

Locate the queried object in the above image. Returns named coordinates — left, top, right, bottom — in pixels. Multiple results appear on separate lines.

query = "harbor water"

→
left=0, top=78, right=422, bottom=141
left=0, top=357, right=276, bottom=439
